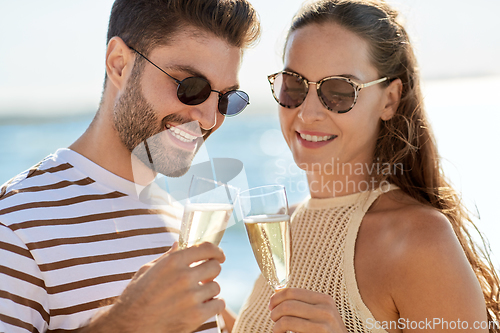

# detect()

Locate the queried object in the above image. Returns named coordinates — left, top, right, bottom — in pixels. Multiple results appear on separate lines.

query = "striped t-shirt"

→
left=0, top=148, right=219, bottom=333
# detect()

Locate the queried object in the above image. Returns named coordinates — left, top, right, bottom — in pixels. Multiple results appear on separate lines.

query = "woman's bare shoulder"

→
left=365, top=189, right=460, bottom=261
left=358, top=189, right=485, bottom=321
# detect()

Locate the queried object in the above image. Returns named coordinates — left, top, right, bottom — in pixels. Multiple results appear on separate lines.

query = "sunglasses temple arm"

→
left=130, top=47, right=182, bottom=84
left=359, top=77, right=390, bottom=89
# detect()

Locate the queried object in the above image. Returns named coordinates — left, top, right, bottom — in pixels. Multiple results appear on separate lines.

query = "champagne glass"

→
left=179, top=176, right=237, bottom=332
left=237, top=185, right=291, bottom=291
left=179, top=176, right=238, bottom=249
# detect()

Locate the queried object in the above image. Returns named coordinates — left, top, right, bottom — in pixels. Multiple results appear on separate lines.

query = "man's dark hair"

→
left=107, top=0, right=261, bottom=55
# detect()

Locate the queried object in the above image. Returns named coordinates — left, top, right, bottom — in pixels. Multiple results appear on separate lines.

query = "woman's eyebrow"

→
left=338, top=73, right=361, bottom=80
left=283, top=67, right=361, bottom=81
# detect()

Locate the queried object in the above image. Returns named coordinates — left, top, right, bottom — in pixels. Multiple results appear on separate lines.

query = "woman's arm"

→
left=387, top=208, right=488, bottom=332
left=220, top=307, right=237, bottom=333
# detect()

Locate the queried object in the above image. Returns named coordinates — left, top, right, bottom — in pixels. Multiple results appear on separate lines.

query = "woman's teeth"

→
left=300, top=133, right=335, bottom=142
left=166, top=124, right=198, bottom=143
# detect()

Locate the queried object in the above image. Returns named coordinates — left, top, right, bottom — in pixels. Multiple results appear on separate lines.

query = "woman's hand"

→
left=269, top=288, right=348, bottom=333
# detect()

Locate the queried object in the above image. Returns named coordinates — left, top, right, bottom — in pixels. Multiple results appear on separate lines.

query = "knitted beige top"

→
left=233, top=185, right=398, bottom=333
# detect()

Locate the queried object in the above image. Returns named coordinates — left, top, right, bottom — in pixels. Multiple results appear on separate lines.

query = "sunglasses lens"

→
left=177, top=77, right=212, bottom=105
left=219, top=90, right=249, bottom=116
left=271, top=72, right=308, bottom=108
left=319, top=79, right=356, bottom=113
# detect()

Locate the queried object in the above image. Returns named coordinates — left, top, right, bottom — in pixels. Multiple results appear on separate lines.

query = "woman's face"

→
left=279, top=22, right=390, bottom=175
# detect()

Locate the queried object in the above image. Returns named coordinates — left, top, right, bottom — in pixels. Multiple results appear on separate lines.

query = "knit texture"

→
left=233, top=186, right=397, bottom=333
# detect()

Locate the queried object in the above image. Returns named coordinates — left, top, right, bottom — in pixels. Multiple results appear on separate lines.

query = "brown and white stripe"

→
left=0, top=149, right=219, bottom=333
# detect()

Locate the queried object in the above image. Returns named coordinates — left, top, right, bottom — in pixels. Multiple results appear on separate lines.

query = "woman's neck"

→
left=305, top=161, right=383, bottom=198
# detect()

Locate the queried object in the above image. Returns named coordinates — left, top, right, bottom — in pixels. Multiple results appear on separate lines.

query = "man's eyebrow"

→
left=225, top=83, right=240, bottom=91
left=164, top=64, right=240, bottom=91
left=164, top=64, right=206, bottom=80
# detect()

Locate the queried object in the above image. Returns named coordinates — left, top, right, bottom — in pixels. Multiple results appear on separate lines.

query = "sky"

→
left=0, top=0, right=499, bottom=116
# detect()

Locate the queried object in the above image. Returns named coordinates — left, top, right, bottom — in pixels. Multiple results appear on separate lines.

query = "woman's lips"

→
left=296, top=131, right=337, bottom=148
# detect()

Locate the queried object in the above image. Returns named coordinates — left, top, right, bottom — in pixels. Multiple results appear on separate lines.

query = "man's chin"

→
left=131, top=141, right=195, bottom=179
left=157, top=164, right=191, bottom=178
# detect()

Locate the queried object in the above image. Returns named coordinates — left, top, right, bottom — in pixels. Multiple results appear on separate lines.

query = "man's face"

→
left=113, top=28, right=242, bottom=177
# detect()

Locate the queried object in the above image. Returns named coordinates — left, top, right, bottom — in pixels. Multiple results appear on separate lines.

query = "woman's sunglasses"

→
left=268, top=71, right=389, bottom=113
left=130, top=47, right=249, bottom=117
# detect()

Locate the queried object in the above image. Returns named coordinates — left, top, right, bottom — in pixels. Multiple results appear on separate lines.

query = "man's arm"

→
left=77, top=242, right=226, bottom=333
left=0, top=224, right=49, bottom=333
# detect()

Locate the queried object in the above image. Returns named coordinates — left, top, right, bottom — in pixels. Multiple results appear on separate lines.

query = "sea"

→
left=1, top=76, right=499, bottom=313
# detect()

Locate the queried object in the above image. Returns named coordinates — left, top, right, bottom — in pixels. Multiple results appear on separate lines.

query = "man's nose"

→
left=189, top=92, right=219, bottom=130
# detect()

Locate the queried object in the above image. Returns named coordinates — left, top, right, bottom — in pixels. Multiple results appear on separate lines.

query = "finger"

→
left=195, top=280, right=221, bottom=303
left=271, top=300, right=309, bottom=322
left=152, top=243, right=177, bottom=263
left=134, top=244, right=177, bottom=279
left=195, top=297, right=226, bottom=320
left=270, top=299, right=331, bottom=323
left=133, top=262, right=153, bottom=279
left=272, top=315, right=320, bottom=333
left=178, top=242, right=226, bottom=266
left=190, top=258, right=222, bottom=283
left=141, top=242, right=177, bottom=267
left=269, top=288, right=333, bottom=310
left=134, top=242, right=178, bottom=277
left=180, top=298, right=225, bottom=333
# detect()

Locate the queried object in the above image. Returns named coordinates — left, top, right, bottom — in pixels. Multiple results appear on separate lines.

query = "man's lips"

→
left=163, top=123, right=204, bottom=151
left=165, top=123, right=203, bottom=141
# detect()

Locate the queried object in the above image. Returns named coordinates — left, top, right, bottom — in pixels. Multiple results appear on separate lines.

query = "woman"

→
left=230, top=0, right=500, bottom=332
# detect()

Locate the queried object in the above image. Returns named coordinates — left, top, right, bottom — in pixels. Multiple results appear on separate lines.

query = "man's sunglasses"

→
left=130, top=47, right=249, bottom=117
left=268, top=71, right=389, bottom=113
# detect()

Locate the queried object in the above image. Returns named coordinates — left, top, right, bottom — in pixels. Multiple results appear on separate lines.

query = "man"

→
left=0, top=0, right=260, bottom=332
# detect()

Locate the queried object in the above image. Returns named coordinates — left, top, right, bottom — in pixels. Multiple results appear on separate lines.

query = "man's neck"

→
left=69, top=105, right=139, bottom=183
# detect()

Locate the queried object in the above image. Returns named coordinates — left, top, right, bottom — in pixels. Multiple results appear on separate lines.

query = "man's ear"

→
left=380, top=78, right=402, bottom=121
left=105, top=36, right=135, bottom=91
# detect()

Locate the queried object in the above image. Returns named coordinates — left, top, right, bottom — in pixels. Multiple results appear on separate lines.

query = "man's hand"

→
left=80, top=242, right=226, bottom=333
left=269, top=288, right=347, bottom=333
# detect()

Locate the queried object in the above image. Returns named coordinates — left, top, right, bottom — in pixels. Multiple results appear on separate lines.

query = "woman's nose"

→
left=297, top=83, right=328, bottom=124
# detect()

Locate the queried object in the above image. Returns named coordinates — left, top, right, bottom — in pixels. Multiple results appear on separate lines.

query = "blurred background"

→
left=1, top=0, right=499, bottom=313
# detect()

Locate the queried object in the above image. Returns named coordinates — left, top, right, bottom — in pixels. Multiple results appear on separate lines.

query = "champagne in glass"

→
left=180, top=203, right=233, bottom=248
left=179, top=176, right=238, bottom=249
left=244, top=213, right=291, bottom=290
left=238, top=185, right=291, bottom=291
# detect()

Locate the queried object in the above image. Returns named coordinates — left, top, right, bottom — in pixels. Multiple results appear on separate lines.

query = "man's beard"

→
left=112, top=70, right=206, bottom=178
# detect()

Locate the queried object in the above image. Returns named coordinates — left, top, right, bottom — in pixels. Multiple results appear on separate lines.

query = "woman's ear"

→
left=380, top=78, right=402, bottom=121
left=105, top=36, right=135, bottom=91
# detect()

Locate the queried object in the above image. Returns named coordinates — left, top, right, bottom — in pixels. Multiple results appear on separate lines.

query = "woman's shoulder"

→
left=364, top=189, right=459, bottom=260
left=357, top=188, right=476, bottom=288
left=356, top=189, right=485, bottom=320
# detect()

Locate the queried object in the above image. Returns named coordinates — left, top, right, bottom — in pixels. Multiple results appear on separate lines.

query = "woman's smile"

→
left=295, top=130, right=337, bottom=149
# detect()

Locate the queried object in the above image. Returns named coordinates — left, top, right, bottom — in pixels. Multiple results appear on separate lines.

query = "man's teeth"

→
left=300, top=133, right=335, bottom=142
left=166, top=124, right=198, bottom=143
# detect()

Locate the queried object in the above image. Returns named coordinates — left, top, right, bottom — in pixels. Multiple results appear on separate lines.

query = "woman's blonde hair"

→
left=287, top=0, right=499, bottom=327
